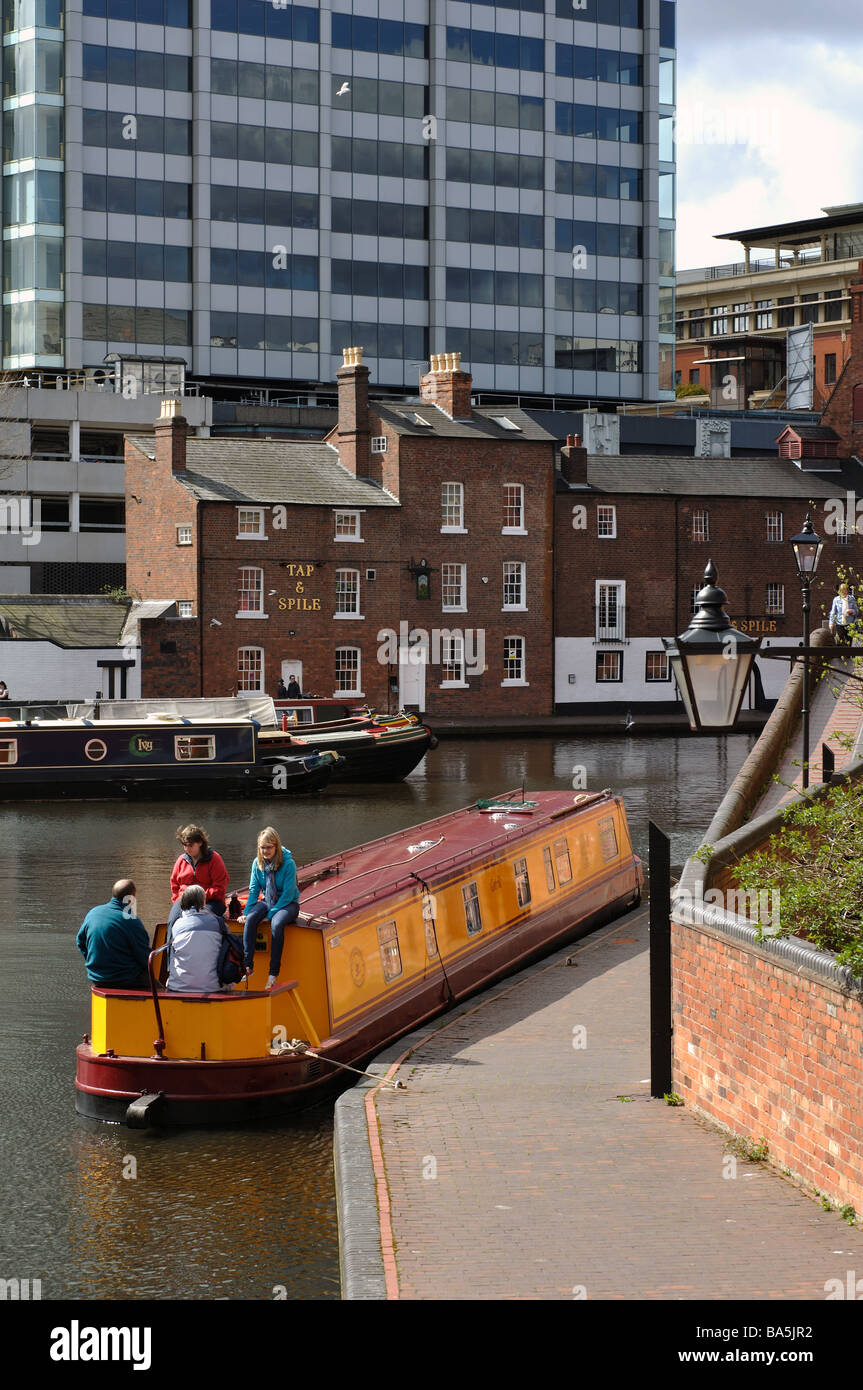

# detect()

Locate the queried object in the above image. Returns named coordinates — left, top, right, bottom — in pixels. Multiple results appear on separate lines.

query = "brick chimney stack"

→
left=336, top=345, right=374, bottom=480
left=419, top=351, right=473, bottom=420
left=559, top=433, right=587, bottom=485
left=154, top=397, right=188, bottom=473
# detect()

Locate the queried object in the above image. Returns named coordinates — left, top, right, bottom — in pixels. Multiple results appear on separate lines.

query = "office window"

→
left=377, top=920, right=402, bottom=982
left=503, top=562, right=525, bottom=610
left=732, top=302, right=749, bottom=332
left=176, top=524, right=192, bottom=545
left=597, top=505, right=616, bottom=539
left=766, top=511, right=783, bottom=543
left=335, top=569, right=360, bottom=616
left=824, top=353, right=837, bottom=385
left=596, top=651, right=623, bottom=682
left=777, top=297, right=795, bottom=328
left=645, top=652, right=670, bottom=682
left=689, top=369, right=700, bottom=386
left=692, top=510, right=709, bottom=542
left=335, top=646, right=361, bottom=695
left=442, top=563, right=466, bottom=612
left=441, top=634, right=465, bottom=685
left=503, top=636, right=525, bottom=684
left=800, top=293, right=819, bottom=325
left=766, top=583, right=784, bottom=616
left=462, top=882, right=482, bottom=935
left=237, top=506, right=265, bottom=539
left=755, top=299, right=773, bottom=330
left=334, top=510, right=361, bottom=541
left=237, top=647, right=264, bottom=694
left=710, top=306, right=728, bottom=336
left=237, top=566, right=263, bottom=614
left=441, top=482, right=464, bottom=531
left=514, top=857, right=531, bottom=909
left=503, top=483, right=524, bottom=532
left=824, top=290, right=843, bottom=323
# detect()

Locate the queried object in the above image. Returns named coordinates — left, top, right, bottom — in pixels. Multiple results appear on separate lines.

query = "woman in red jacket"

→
left=167, top=824, right=229, bottom=928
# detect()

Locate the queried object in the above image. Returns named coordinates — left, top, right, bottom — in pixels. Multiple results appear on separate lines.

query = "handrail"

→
left=148, top=944, right=169, bottom=1057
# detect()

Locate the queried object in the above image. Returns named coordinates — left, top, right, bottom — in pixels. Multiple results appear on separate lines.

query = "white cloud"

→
left=676, top=58, right=863, bottom=269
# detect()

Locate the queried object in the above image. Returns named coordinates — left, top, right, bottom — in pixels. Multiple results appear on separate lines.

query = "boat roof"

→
left=298, top=789, right=617, bottom=923
left=5, top=716, right=259, bottom=729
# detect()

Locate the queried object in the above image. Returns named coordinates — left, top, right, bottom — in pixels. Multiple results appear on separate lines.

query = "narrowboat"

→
left=75, top=788, right=642, bottom=1126
left=260, top=713, right=437, bottom=784
left=0, top=715, right=339, bottom=798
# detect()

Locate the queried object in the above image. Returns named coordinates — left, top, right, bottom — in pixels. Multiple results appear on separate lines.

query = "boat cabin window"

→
left=463, top=882, right=483, bottom=935
left=554, top=837, right=573, bottom=885
left=0, top=738, right=17, bottom=765
left=543, top=847, right=556, bottom=892
left=377, top=920, right=403, bottom=982
left=514, top=857, right=531, bottom=907
left=174, top=735, right=216, bottom=761
left=598, top=815, right=618, bottom=862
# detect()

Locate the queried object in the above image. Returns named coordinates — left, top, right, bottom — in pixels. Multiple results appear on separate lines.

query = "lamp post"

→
left=662, top=561, right=761, bottom=731
left=790, top=514, right=824, bottom=790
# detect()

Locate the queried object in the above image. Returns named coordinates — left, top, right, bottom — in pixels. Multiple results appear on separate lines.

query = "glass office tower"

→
left=2, top=0, right=676, bottom=401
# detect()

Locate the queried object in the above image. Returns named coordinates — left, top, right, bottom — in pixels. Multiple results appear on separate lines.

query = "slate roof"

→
left=775, top=424, right=840, bottom=442
left=371, top=403, right=556, bottom=441
left=127, top=437, right=399, bottom=506
left=0, top=596, right=132, bottom=647
left=557, top=455, right=863, bottom=497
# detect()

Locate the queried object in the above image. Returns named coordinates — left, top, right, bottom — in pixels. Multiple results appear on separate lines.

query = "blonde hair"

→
left=256, top=826, right=284, bottom=872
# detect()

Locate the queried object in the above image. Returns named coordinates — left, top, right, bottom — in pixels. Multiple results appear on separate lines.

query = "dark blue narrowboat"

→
left=0, top=715, right=339, bottom=798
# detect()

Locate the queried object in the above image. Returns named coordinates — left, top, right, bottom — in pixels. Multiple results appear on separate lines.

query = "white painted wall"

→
left=555, top=637, right=789, bottom=708
left=0, top=643, right=141, bottom=701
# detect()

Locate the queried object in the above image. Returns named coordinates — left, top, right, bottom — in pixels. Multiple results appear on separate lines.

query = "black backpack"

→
left=217, top=925, right=246, bottom=985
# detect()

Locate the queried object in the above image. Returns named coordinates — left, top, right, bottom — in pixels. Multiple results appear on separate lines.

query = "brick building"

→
left=127, top=351, right=557, bottom=716
left=554, top=433, right=863, bottom=712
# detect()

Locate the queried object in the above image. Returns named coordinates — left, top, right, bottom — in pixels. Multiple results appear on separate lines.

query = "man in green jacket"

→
left=77, top=879, right=151, bottom=990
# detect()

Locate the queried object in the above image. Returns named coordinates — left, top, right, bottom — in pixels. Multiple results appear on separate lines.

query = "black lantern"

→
left=790, top=514, right=824, bottom=578
left=663, top=561, right=761, bottom=731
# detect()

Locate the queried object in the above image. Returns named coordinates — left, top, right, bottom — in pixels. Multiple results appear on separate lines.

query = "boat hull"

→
left=75, top=885, right=638, bottom=1127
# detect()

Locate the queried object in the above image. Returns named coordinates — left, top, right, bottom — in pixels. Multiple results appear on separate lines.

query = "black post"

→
left=801, top=576, right=811, bottom=789
left=822, top=743, right=835, bottom=783
left=649, top=820, right=672, bottom=1099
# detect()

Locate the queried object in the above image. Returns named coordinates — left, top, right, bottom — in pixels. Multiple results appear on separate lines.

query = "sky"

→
left=676, top=0, right=863, bottom=270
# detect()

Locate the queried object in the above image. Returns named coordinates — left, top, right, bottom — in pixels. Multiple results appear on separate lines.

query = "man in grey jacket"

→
left=166, top=885, right=226, bottom=993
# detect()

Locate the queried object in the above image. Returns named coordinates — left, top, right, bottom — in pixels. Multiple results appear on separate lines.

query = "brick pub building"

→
left=126, top=350, right=557, bottom=716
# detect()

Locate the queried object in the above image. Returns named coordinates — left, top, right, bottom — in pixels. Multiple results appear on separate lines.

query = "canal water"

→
left=0, top=732, right=754, bottom=1301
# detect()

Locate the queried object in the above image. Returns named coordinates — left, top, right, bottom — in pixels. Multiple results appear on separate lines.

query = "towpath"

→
left=756, top=655, right=863, bottom=816
left=335, top=903, right=863, bottom=1300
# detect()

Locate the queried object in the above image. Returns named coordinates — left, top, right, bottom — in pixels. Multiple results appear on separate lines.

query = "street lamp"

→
left=790, top=513, right=824, bottom=788
left=663, top=560, right=761, bottom=731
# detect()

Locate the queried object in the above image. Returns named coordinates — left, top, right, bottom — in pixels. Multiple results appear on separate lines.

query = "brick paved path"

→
left=758, top=658, right=863, bottom=817
left=369, top=908, right=863, bottom=1300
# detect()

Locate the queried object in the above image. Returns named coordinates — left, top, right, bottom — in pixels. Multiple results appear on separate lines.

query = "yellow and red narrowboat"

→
left=75, top=788, right=642, bottom=1127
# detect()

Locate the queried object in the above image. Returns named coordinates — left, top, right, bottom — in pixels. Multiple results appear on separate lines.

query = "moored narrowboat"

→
left=75, top=788, right=642, bottom=1126
left=0, top=715, right=339, bottom=798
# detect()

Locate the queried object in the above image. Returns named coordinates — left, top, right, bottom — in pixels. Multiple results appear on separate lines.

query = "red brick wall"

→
left=125, top=438, right=199, bottom=610
left=196, top=502, right=402, bottom=706
left=393, top=434, right=555, bottom=716
left=554, top=490, right=863, bottom=639
left=823, top=266, right=863, bottom=452
left=139, top=615, right=202, bottom=697
left=672, top=919, right=863, bottom=1210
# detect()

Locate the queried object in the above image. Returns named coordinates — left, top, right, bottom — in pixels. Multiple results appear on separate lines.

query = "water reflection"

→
left=0, top=732, right=755, bottom=1299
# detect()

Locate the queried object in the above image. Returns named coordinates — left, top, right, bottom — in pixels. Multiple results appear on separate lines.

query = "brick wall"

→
left=394, top=434, right=554, bottom=716
left=555, top=489, right=863, bottom=640
left=125, top=436, right=199, bottom=611
left=672, top=918, right=863, bottom=1211
left=822, top=264, right=863, bottom=454
left=139, top=615, right=201, bottom=697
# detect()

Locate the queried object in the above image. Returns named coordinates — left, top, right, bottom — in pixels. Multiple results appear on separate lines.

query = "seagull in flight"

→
left=335, top=81, right=350, bottom=97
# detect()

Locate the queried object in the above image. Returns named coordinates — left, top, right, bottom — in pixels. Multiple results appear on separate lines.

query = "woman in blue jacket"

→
left=239, top=826, right=300, bottom=989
